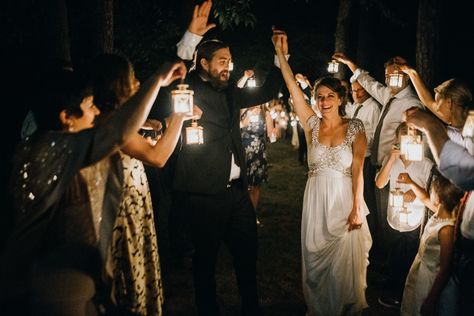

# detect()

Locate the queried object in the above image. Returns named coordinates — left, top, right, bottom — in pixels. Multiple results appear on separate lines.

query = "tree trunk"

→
left=37, top=0, right=71, bottom=63
left=416, top=0, right=440, bottom=90
left=355, top=0, right=372, bottom=70
left=68, top=0, right=114, bottom=66
left=334, top=0, right=353, bottom=80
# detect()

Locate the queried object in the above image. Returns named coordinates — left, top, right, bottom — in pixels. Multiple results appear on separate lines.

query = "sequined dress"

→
left=401, top=215, right=456, bottom=316
left=302, top=116, right=372, bottom=315
left=110, top=152, right=164, bottom=315
left=241, top=109, right=268, bottom=186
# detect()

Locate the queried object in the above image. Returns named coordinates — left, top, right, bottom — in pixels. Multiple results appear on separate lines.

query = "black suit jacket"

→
left=153, top=66, right=282, bottom=195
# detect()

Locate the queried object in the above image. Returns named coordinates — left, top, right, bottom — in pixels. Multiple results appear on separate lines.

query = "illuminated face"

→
left=201, top=47, right=232, bottom=89
left=351, top=82, right=370, bottom=104
left=315, top=85, right=342, bottom=116
left=70, top=96, right=101, bottom=132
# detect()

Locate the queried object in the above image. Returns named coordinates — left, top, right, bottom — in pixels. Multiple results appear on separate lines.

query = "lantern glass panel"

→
left=327, top=60, right=339, bottom=73
left=186, top=122, right=204, bottom=144
left=172, top=84, right=194, bottom=115
left=247, top=77, right=256, bottom=87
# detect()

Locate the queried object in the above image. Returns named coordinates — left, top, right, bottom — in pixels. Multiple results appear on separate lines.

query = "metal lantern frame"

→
left=172, top=83, right=194, bottom=116
left=388, top=70, right=404, bottom=88
left=186, top=120, right=204, bottom=145
left=327, top=60, right=339, bottom=74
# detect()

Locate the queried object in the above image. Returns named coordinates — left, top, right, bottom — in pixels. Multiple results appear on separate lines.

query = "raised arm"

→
left=404, top=107, right=449, bottom=166
left=90, top=62, right=186, bottom=163
left=375, top=147, right=399, bottom=188
left=332, top=52, right=358, bottom=74
left=177, top=0, right=216, bottom=60
left=122, top=106, right=202, bottom=168
left=273, top=31, right=315, bottom=132
left=399, top=63, right=448, bottom=122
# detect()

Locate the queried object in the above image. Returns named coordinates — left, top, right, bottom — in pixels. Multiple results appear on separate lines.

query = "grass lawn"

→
left=157, top=139, right=399, bottom=316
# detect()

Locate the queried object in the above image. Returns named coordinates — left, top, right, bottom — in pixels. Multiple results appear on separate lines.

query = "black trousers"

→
left=456, top=237, right=474, bottom=315
left=175, top=181, right=261, bottom=316
left=363, top=156, right=378, bottom=250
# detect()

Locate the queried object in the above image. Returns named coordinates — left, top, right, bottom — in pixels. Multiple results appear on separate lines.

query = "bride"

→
left=273, top=31, right=372, bottom=315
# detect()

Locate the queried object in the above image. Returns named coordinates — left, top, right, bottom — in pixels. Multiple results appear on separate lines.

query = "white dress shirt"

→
left=352, top=97, right=381, bottom=158
left=351, top=69, right=424, bottom=166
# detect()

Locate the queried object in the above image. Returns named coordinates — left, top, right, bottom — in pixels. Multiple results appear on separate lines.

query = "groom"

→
left=154, top=1, right=285, bottom=315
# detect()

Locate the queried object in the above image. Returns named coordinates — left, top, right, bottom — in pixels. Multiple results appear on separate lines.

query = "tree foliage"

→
left=213, top=0, right=256, bottom=30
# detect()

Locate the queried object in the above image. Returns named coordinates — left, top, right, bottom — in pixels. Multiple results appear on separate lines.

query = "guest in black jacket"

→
left=153, top=1, right=285, bottom=315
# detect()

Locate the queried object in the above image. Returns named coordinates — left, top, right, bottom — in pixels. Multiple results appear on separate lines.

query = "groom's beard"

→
left=205, top=69, right=229, bottom=90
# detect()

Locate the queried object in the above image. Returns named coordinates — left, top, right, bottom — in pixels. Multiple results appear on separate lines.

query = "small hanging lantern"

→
left=398, top=206, right=411, bottom=225
left=389, top=187, right=404, bottom=210
left=327, top=60, right=339, bottom=74
left=247, top=76, right=256, bottom=87
left=388, top=186, right=425, bottom=231
left=228, top=61, right=234, bottom=71
left=388, top=70, right=404, bottom=88
left=172, top=83, right=194, bottom=115
left=462, top=110, right=474, bottom=138
left=186, top=120, right=204, bottom=145
left=401, top=127, right=423, bottom=161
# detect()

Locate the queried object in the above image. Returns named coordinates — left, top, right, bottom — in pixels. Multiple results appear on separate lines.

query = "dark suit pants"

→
left=176, top=181, right=260, bottom=316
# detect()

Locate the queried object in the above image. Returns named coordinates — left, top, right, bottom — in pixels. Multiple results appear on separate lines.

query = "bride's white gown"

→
left=302, top=115, right=372, bottom=315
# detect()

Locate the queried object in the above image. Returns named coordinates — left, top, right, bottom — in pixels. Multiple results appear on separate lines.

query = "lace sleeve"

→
left=348, top=118, right=365, bottom=143
left=307, top=115, right=320, bottom=130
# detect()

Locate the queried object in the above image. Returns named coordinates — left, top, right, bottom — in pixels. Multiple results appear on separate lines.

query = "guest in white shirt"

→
left=350, top=81, right=381, bottom=250
left=332, top=52, right=424, bottom=264
left=375, top=122, right=434, bottom=308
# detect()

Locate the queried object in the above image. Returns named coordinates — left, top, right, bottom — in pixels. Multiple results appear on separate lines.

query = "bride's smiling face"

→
left=315, top=85, right=342, bottom=116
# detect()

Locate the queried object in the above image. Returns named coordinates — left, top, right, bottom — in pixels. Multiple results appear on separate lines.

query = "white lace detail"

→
left=307, top=117, right=364, bottom=177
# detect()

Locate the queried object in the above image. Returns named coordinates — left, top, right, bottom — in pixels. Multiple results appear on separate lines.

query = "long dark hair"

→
left=312, top=77, right=347, bottom=116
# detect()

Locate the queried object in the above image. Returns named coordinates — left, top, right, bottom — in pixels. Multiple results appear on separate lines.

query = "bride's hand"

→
left=347, top=206, right=362, bottom=231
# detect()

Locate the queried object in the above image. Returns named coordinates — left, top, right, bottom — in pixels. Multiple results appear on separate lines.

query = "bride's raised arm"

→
left=273, top=30, right=316, bottom=132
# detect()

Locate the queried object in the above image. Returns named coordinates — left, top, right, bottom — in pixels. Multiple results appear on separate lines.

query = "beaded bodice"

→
left=307, top=116, right=364, bottom=177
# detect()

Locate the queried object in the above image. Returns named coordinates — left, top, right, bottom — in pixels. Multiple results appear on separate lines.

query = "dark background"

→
left=2, top=0, right=474, bottom=246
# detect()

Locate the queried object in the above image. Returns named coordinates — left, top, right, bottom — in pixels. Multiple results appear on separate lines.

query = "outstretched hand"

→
left=332, top=52, right=350, bottom=64
left=189, top=0, right=216, bottom=36
left=158, top=62, right=187, bottom=87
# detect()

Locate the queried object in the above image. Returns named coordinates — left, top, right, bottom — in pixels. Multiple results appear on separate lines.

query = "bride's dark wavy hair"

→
left=312, top=77, right=347, bottom=117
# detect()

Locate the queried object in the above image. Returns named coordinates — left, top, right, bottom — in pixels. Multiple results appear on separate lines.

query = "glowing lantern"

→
left=327, top=60, right=339, bottom=73
left=186, top=120, right=203, bottom=145
left=388, top=70, right=404, bottom=88
left=247, top=76, right=256, bottom=87
left=401, top=127, right=423, bottom=161
left=172, top=84, right=194, bottom=115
